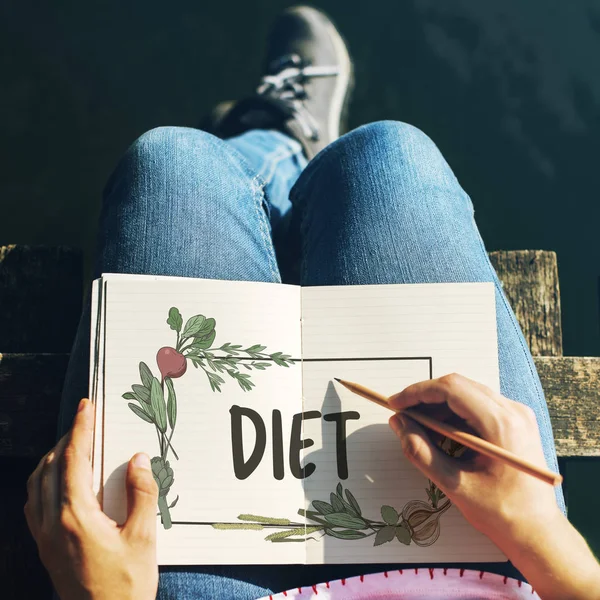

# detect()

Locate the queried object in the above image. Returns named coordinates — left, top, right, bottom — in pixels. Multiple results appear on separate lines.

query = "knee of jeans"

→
left=128, top=126, right=226, bottom=170
left=299, top=120, right=460, bottom=214
left=104, top=126, right=248, bottom=204
left=338, top=120, right=449, bottom=181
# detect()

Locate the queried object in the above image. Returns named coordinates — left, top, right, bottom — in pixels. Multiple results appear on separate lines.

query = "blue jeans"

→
left=59, top=121, right=565, bottom=599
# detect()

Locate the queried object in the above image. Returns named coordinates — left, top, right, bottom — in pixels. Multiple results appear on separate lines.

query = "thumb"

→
left=123, top=453, right=158, bottom=544
left=389, top=414, right=457, bottom=492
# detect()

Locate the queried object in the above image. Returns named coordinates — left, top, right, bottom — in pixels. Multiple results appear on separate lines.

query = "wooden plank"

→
left=535, top=356, right=600, bottom=457
left=0, top=353, right=68, bottom=457
left=0, top=245, right=83, bottom=353
left=489, top=250, right=563, bottom=356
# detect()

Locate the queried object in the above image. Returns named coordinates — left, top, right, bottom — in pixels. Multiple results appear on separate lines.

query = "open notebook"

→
left=89, top=274, right=505, bottom=565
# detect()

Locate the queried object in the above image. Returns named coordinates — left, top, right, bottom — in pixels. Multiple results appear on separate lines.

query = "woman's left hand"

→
left=25, top=398, right=159, bottom=600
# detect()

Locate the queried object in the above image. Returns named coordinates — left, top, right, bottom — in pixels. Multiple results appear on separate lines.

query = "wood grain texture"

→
left=0, top=245, right=83, bottom=353
left=489, top=250, right=563, bottom=356
left=0, top=353, right=68, bottom=457
left=535, top=356, right=600, bottom=457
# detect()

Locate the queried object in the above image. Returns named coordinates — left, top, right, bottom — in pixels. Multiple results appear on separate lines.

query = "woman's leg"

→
left=284, top=120, right=565, bottom=585
left=58, top=125, right=304, bottom=600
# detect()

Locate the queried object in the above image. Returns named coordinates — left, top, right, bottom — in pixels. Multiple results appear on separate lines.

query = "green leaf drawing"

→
left=312, top=500, right=334, bottom=515
left=381, top=505, right=399, bottom=526
left=182, top=315, right=215, bottom=339
left=165, top=377, right=177, bottom=429
left=139, top=361, right=154, bottom=389
left=345, top=489, right=362, bottom=516
left=264, top=527, right=322, bottom=542
left=122, top=392, right=137, bottom=400
left=245, top=344, right=266, bottom=354
left=132, top=384, right=151, bottom=405
left=326, top=528, right=367, bottom=540
left=128, top=403, right=153, bottom=423
left=395, top=523, right=412, bottom=545
left=374, top=525, right=397, bottom=546
left=167, top=307, right=183, bottom=332
left=330, top=492, right=345, bottom=513
left=323, top=513, right=366, bottom=530
left=150, top=377, right=167, bottom=433
left=190, top=329, right=216, bottom=350
left=237, top=514, right=290, bottom=525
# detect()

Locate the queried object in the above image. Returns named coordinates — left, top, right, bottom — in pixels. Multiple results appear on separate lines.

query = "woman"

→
left=25, top=7, right=600, bottom=599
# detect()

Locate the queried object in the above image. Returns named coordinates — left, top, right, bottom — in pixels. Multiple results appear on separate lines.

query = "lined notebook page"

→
left=98, top=275, right=305, bottom=565
left=300, top=283, right=505, bottom=564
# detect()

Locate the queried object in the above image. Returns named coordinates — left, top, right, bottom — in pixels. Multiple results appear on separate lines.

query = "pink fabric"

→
left=258, top=569, right=541, bottom=599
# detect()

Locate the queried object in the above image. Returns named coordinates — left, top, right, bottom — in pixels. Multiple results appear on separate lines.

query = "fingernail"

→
left=133, top=453, right=151, bottom=470
left=77, top=399, right=88, bottom=413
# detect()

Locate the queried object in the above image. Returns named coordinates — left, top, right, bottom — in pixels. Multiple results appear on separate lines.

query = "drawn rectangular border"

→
left=170, top=355, right=433, bottom=526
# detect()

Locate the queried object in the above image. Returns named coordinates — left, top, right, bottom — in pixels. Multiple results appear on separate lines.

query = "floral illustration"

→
left=123, top=307, right=294, bottom=529
left=213, top=439, right=463, bottom=547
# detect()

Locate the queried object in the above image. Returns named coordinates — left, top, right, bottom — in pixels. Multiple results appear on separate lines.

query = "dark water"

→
left=1, top=0, right=599, bottom=552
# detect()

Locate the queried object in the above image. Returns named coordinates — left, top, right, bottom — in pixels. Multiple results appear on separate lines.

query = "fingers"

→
left=25, top=451, right=47, bottom=536
left=25, top=433, right=68, bottom=537
left=40, top=435, right=69, bottom=528
left=61, top=399, right=97, bottom=508
left=389, top=414, right=457, bottom=492
left=122, top=453, right=158, bottom=545
left=388, top=373, right=504, bottom=437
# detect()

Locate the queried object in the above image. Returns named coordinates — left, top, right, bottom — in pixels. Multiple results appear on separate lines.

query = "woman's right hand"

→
left=388, top=374, right=600, bottom=600
left=387, top=373, right=560, bottom=547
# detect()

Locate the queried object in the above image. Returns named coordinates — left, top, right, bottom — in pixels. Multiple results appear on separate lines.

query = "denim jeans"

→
left=59, top=121, right=565, bottom=599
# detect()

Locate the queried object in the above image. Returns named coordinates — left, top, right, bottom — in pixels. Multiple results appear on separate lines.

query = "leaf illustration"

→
left=122, top=392, right=137, bottom=400
left=312, top=500, right=334, bottom=515
left=246, top=344, right=266, bottom=354
left=150, top=377, right=167, bottom=432
left=128, top=403, right=153, bottom=423
left=237, top=514, right=290, bottom=525
left=139, top=362, right=153, bottom=389
left=336, top=482, right=343, bottom=497
left=325, top=529, right=367, bottom=540
left=323, top=513, right=366, bottom=530
left=265, top=526, right=322, bottom=542
left=330, top=493, right=345, bottom=513
left=182, top=315, right=205, bottom=338
left=374, top=525, right=396, bottom=546
left=167, top=307, right=183, bottom=332
left=183, top=315, right=215, bottom=339
left=395, top=523, right=412, bottom=545
left=297, top=509, right=329, bottom=527
left=207, top=371, right=225, bottom=392
left=165, top=377, right=177, bottom=429
left=190, top=329, right=216, bottom=350
left=220, top=343, right=241, bottom=355
left=345, top=489, right=362, bottom=516
left=381, top=505, right=399, bottom=526
left=132, top=384, right=151, bottom=405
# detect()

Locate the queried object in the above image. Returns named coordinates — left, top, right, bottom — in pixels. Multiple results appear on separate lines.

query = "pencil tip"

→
left=334, top=377, right=341, bottom=383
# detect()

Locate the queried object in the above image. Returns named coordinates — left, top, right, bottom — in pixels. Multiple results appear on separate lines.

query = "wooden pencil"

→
left=334, top=377, right=563, bottom=487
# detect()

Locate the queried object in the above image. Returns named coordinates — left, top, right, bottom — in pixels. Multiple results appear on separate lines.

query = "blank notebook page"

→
left=300, top=283, right=505, bottom=564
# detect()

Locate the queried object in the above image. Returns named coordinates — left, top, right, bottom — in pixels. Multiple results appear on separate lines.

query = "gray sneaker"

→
left=203, top=6, right=353, bottom=159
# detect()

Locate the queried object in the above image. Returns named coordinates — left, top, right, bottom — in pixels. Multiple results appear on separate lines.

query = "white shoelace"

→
left=256, top=55, right=339, bottom=140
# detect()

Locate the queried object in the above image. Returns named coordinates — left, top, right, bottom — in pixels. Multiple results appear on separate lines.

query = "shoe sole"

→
left=293, top=6, right=354, bottom=142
